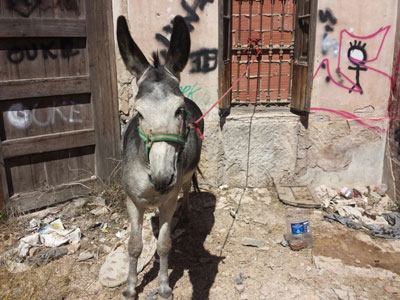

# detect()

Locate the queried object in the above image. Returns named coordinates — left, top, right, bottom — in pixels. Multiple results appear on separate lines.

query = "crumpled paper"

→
left=17, top=218, right=81, bottom=257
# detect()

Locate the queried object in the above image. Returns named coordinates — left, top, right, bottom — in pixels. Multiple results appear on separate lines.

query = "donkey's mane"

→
left=151, top=52, right=162, bottom=69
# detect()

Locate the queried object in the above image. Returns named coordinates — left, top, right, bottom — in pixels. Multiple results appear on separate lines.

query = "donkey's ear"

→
left=165, top=16, right=190, bottom=79
left=117, top=16, right=149, bottom=79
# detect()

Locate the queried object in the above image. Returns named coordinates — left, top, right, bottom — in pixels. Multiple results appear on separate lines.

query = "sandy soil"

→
left=1, top=185, right=400, bottom=300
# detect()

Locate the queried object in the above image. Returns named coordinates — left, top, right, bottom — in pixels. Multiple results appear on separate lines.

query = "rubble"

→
left=314, top=184, right=400, bottom=239
left=77, top=251, right=94, bottom=262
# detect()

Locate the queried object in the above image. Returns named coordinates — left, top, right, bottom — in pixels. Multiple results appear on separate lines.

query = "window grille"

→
left=231, top=0, right=296, bottom=106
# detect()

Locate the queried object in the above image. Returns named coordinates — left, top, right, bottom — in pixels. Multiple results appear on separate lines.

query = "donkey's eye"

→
left=175, top=107, right=184, bottom=118
left=135, top=110, right=143, bottom=120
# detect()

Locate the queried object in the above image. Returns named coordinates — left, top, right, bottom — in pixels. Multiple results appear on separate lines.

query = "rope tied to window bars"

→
left=187, top=37, right=262, bottom=140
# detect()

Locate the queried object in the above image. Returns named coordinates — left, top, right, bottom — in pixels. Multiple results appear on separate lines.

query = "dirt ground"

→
left=1, top=185, right=400, bottom=300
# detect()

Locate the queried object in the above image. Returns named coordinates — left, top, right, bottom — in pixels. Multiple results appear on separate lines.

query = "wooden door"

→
left=0, top=0, right=120, bottom=212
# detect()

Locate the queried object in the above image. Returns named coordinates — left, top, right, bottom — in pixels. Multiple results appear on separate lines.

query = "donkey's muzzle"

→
left=148, top=174, right=175, bottom=194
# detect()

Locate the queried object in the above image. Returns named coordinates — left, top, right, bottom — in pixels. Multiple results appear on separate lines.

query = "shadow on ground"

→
left=135, top=191, right=224, bottom=299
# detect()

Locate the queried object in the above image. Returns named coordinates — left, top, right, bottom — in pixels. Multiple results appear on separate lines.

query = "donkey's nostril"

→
left=148, top=174, right=153, bottom=182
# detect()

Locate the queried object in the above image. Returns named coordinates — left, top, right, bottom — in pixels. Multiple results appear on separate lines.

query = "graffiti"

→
left=319, top=9, right=339, bottom=57
left=7, top=0, right=40, bottom=17
left=189, top=48, right=218, bottom=73
left=7, top=40, right=79, bottom=64
left=314, top=26, right=391, bottom=93
left=180, top=81, right=212, bottom=111
left=319, top=9, right=337, bottom=31
left=311, top=24, right=396, bottom=132
left=321, top=34, right=339, bottom=57
left=347, top=40, right=368, bottom=94
left=156, top=0, right=218, bottom=73
left=6, top=102, right=83, bottom=130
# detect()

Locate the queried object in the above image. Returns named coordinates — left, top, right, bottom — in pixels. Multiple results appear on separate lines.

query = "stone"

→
left=99, top=246, right=129, bottom=288
left=90, top=207, right=108, bottom=216
left=72, top=198, right=87, bottom=208
left=219, top=184, right=229, bottom=190
left=28, top=247, right=39, bottom=257
left=102, top=245, right=112, bottom=254
left=240, top=293, right=248, bottom=300
left=235, top=284, right=244, bottom=293
left=111, top=212, right=119, bottom=220
left=333, top=288, right=349, bottom=300
left=241, top=237, right=265, bottom=248
left=384, top=285, right=400, bottom=294
left=7, top=261, right=31, bottom=273
left=77, top=251, right=93, bottom=262
left=67, top=243, right=80, bottom=254
left=94, top=196, right=106, bottom=206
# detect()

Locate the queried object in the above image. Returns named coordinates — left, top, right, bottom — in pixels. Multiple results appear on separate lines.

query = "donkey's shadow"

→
left=136, top=191, right=223, bottom=300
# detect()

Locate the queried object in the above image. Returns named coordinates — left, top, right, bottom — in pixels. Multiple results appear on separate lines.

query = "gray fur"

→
left=117, top=15, right=203, bottom=299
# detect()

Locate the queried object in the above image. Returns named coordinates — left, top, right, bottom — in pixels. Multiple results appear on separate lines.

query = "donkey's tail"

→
left=191, top=166, right=204, bottom=193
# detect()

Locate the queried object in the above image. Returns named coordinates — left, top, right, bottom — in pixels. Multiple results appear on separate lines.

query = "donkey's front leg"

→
left=123, top=198, right=144, bottom=298
left=157, top=199, right=178, bottom=299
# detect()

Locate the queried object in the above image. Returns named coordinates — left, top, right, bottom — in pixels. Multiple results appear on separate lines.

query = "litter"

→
left=116, top=230, right=128, bottom=239
left=364, top=212, right=400, bottom=239
left=28, top=218, right=41, bottom=232
left=100, top=222, right=108, bottom=233
left=16, top=218, right=81, bottom=257
left=320, top=184, right=400, bottom=239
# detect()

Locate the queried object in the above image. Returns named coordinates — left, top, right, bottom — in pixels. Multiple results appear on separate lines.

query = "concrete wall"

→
left=299, top=0, right=399, bottom=187
left=112, top=0, right=399, bottom=189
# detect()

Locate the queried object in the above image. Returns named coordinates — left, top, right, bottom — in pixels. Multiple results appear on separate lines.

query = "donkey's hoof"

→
left=122, top=289, right=136, bottom=299
left=158, top=286, right=172, bottom=299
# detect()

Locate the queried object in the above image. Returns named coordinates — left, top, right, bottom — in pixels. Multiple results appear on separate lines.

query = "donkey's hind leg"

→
left=181, top=180, right=191, bottom=220
left=123, top=198, right=144, bottom=298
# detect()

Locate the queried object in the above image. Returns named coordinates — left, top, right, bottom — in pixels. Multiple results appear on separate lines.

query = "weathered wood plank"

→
left=8, top=178, right=99, bottom=213
left=86, top=0, right=121, bottom=181
left=0, top=173, right=5, bottom=209
left=0, top=18, right=87, bottom=37
left=0, top=76, right=90, bottom=100
left=2, top=128, right=95, bottom=158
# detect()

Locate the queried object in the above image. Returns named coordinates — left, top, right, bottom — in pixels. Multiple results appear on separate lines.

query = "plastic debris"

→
left=28, top=218, right=41, bottom=232
left=321, top=185, right=400, bottom=239
left=116, top=230, right=128, bottom=239
left=28, top=247, right=68, bottom=266
left=100, top=222, right=108, bottom=233
left=17, top=233, right=41, bottom=257
left=340, top=187, right=353, bottom=199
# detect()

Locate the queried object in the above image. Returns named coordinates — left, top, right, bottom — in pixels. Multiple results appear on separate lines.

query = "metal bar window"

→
left=231, top=0, right=295, bottom=106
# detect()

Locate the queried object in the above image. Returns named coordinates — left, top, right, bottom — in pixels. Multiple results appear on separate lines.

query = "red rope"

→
left=188, top=38, right=262, bottom=140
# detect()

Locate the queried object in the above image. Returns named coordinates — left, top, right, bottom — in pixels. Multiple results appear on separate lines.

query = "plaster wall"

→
left=298, top=0, right=399, bottom=187
left=113, top=0, right=219, bottom=124
left=112, top=0, right=400, bottom=189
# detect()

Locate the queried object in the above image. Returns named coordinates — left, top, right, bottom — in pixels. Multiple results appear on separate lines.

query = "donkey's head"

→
left=117, top=16, right=190, bottom=194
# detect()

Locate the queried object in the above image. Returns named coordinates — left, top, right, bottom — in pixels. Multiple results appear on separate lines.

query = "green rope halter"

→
left=137, top=125, right=188, bottom=161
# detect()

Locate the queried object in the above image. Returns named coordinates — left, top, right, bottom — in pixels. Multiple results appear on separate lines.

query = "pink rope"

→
left=188, top=38, right=261, bottom=140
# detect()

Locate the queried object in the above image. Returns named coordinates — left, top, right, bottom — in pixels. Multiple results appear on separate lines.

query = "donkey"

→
left=117, top=15, right=204, bottom=299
